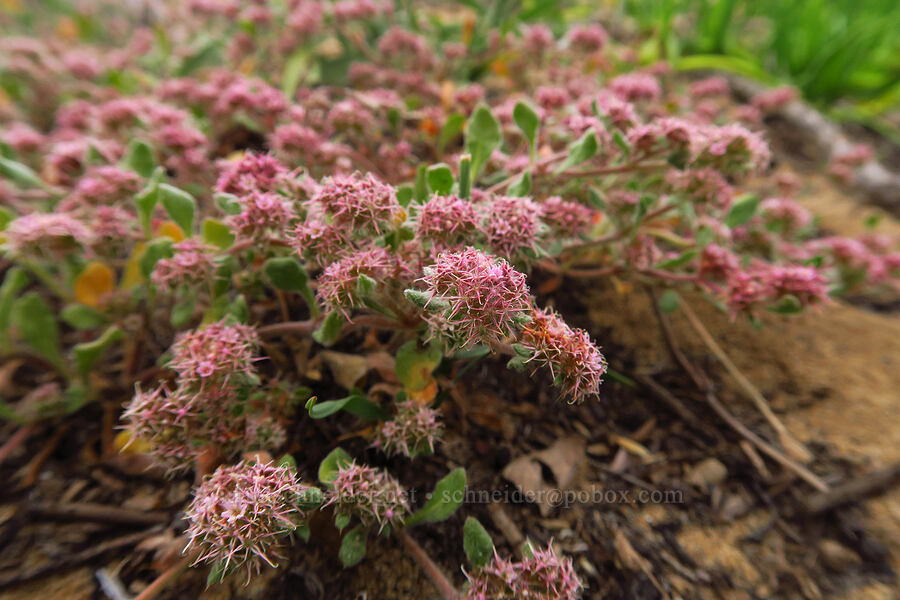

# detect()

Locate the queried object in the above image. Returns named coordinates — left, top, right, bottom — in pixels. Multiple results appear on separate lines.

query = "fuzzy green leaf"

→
left=513, top=101, right=540, bottom=156
left=11, top=292, right=62, bottom=368
left=406, top=467, right=466, bottom=526
left=73, top=325, right=123, bottom=376
left=339, top=526, right=368, bottom=568
left=463, top=517, right=494, bottom=568
left=318, top=447, right=353, bottom=484
left=159, top=183, right=197, bottom=235
left=426, top=163, right=454, bottom=196
left=465, top=106, right=501, bottom=181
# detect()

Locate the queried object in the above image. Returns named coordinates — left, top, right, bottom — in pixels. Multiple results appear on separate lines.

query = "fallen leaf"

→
left=686, top=458, right=728, bottom=489
left=502, top=455, right=553, bottom=516
left=534, top=436, right=586, bottom=489
left=74, top=261, right=114, bottom=308
left=319, top=350, right=371, bottom=390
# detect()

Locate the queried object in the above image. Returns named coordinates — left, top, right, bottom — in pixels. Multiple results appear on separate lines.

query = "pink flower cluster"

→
left=724, top=263, right=829, bottom=314
left=520, top=309, right=607, bottom=403
left=316, top=247, right=392, bottom=317
left=464, top=545, right=582, bottom=600
left=225, top=191, right=294, bottom=241
left=374, top=400, right=442, bottom=458
left=483, top=196, right=543, bottom=257
left=185, top=461, right=313, bottom=578
left=151, top=239, right=218, bottom=291
left=4, top=212, right=93, bottom=258
left=540, top=196, right=594, bottom=237
left=419, top=248, right=532, bottom=349
left=170, top=320, right=260, bottom=386
left=415, top=194, right=480, bottom=254
left=216, top=153, right=287, bottom=196
left=324, top=462, right=409, bottom=532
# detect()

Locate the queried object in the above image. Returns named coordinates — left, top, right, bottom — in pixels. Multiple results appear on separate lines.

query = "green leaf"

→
left=308, top=394, right=389, bottom=421
left=658, top=289, right=681, bottom=314
left=313, top=311, right=344, bottom=347
left=339, top=526, right=368, bottom=568
left=296, top=523, right=311, bottom=542
left=0, top=156, right=45, bottom=188
left=0, top=267, right=29, bottom=350
left=0, top=206, right=13, bottom=231
left=513, top=101, right=540, bottom=157
left=724, top=194, right=760, bottom=228
left=463, top=517, right=494, bottom=568
left=414, top=164, right=428, bottom=203
left=335, top=512, right=351, bottom=530
left=277, top=453, right=297, bottom=471
left=135, top=167, right=164, bottom=234
left=555, top=131, right=598, bottom=174
left=465, top=105, right=501, bottom=182
left=655, top=249, right=698, bottom=271
left=206, top=561, right=226, bottom=586
left=202, top=218, right=234, bottom=249
left=406, top=467, right=466, bottom=526
left=159, top=183, right=197, bottom=235
left=60, top=304, right=106, bottom=330
left=395, top=340, right=443, bottom=390
left=215, top=192, right=242, bottom=215
left=177, top=38, right=222, bottom=76
left=123, top=139, right=156, bottom=178
left=426, top=163, right=454, bottom=196
left=281, top=47, right=309, bottom=100
left=438, top=113, right=465, bottom=153
left=396, top=185, right=414, bottom=209
left=72, top=325, right=123, bottom=376
left=507, top=170, right=531, bottom=196
left=296, top=487, right=324, bottom=510
left=11, top=292, right=62, bottom=368
left=264, top=257, right=317, bottom=316
left=318, top=447, right=352, bottom=484
left=767, top=294, right=803, bottom=314
left=458, top=154, right=471, bottom=199
left=171, top=289, right=196, bottom=327
left=612, top=130, right=631, bottom=158
left=139, top=238, right=174, bottom=278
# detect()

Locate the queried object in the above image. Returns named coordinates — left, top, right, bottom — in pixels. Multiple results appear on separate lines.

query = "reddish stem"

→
left=398, top=529, right=460, bottom=600
left=0, top=424, right=34, bottom=466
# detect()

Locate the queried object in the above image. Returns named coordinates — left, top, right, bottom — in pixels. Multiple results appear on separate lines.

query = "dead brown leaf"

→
left=319, top=350, right=371, bottom=390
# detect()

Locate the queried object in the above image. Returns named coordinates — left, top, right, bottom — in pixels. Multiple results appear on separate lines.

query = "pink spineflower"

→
left=333, top=0, right=392, bottom=22
left=566, top=24, right=607, bottom=51
left=65, top=165, right=142, bottom=208
left=832, top=143, right=874, bottom=167
left=609, top=73, right=661, bottom=102
left=374, top=401, right=442, bottom=457
left=699, top=244, right=740, bottom=280
left=760, top=198, right=812, bottom=233
left=216, top=153, right=287, bottom=196
left=483, top=195, right=543, bottom=257
left=2, top=122, right=44, bottom=154
left=767, top=265, right=829, bottom=307
left=725, top=269, right=774, bottom=314
left=311, top=172, right=400, bottom=233
left=521, top=24, right=555, bottom=54
left=151, top=239, right=218, bottom=290
left=121, top=384, right=204, bottom=471
left=540, top=196, right=593, bottom=237
left=519, top=308, right=606, bottom=403
left=287, top=1, right=324, bottom=35
left=225, top=191, right=293, bottom=241
left=464, top=544, right=582, bottom=600
left=169, top=320, right=260, bottom=386
left=535, top=86, right=570, bottom=110
left=290, top=217, right=352, bottom=266
left=734, top=104, right=762, bottom=125
left=593, top=93, right=638, bottom=130
left=212, top=77, right=287, bottom=120
left=418, top=247, right=532, bottom=349
left=4, top=212, right=93, bottom=258
left=751, top=86, right=797, bottom=113
left=324, top=462, right=409, bottom=532
left=377, top=26, right=435, bottom=69
left=415, top=194, right=480, bottom=253
left=89, top=205, right=141, bottom=251
left=316, top=247, right=392, bottom=316
left=666, top=167, right=734, bottom=210
left=185, top=461, right=314, bottom=578
left=689, top=77, right=729, bottom=99
left=328, top=98, right=376, bottom=131
left=695, top=124, right=771, bottom=173
left=453, top=84, right=486, bottom=113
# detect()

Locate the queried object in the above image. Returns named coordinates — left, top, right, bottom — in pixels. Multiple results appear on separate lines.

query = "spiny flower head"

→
left=566, top=23, right=607, bottom=51
left=185, top=461, right=313, bottom=578
left=520, top=308, right=606, bottom=403
left=374, top=400, right=442, bottom=457
left=216, top=153, right=287, bottom=196
left=695, top=124, right=771, bottom=174
left=290, top=216, right=352, bottom=267
left=4, top=212, right=93, bottom=258
left=767, top=264, right=829, bottom=307
left=464, top=544, right=583, bottom=600
left=609, top=72, right=661, bottom=102
left=689, top=77, right=730, bottom=99
left=419, top=248, right=532, bottom=349
left=151, top=239, right=217, bottom=290
left=540, top=196, right=594, bottom=237
left=415, top=194, right=479, bottom=253
left=751, top=86, right=797, bottom=113
left=725, top=269, right=774, bottom=314
left=760, top=197, right=813, bottom=233
left=324, top=461, right=409, bottom=532
left=311, top=172, right=400, bottom=233
left=483, top=195, right=543, bottom=258
left=699, top=244, right=740, bottom=280
left=225, top=191, right=293, bottom=241
left=316, top=247, right=392, bottom=317
left=170, top=320, right=260, bottom=386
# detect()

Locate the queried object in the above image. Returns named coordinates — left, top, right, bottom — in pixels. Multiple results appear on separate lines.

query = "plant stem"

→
left=679, top=300, right=813, bottom=464
left=397, top=529, right=460, bottom=600
left=133, top=552, right=194, bottom=600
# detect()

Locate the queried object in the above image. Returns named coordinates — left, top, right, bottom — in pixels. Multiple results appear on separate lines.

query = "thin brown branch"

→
left=27, top=502, right=170, bottom=526
left=397, top=529, right=460, bottom=600
left=133, top=551, right=196, bottom=600
left=0, top=424, right=34, bottom=467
